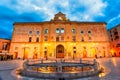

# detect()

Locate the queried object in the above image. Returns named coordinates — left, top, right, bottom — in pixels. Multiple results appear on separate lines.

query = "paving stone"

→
left=0, top=58, right=120, bottom=80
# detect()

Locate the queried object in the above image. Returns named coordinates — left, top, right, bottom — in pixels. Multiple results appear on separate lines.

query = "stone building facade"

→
left=108, top=24, right=120, bottom=56
left=0, top=38, right=10, bottom=53
left=9, top=12, right=110, bottom=59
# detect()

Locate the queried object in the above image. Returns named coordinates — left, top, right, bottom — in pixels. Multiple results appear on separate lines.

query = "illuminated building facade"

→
left=10, top=12, right=110, bottom=59
left=0, top=38, right=10, bottom=53
left=108, top=24, right=120, bottom=57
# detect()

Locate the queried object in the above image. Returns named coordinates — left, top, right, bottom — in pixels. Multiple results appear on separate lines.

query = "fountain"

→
left=16, top=58, right=103, bottom=79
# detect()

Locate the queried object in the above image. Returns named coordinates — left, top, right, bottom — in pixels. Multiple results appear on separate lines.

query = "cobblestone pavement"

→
left=0, top=58, right=120, bottom=80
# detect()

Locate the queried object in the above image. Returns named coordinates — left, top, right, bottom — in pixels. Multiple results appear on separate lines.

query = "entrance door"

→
left=23, top=47, right=29, bottom=59
left=14, top=52, right=18, bottom=59
left=56, top=45, right=64, bottom=58
left=91, top=48, right=97, bottom=58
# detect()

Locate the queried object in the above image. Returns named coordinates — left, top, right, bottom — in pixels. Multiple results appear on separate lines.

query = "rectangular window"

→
left=88, top=36, right=92, bottom=41
left=29, top=37, right=32, bottom=42
left=116, top=44, right=120, bottom=47
left=44, top=51, right=47, bottom=54
left=73, top=47, right=76, bottom=49
left=111, top=38, right=113, bottom=41
left=44, top=36, right=48, bottom=41
left=114, top=32, right=118, bottom=35
left=73, top=51, right=76, bottom=53
left=72, top=36, right=76, bottom=42
left=56, top=28, right=60, bottom=33
left=36, top=37, right=39, bottom=42
left=61, top=36, right=64, bottom=41
left=2, top=43, right=7, bottom=50
left=45, top=29, right=48, bottom=34
left=81, top=37, right=84, bottom=42
left=44, top=47, right=47, bottom=49
left=56, top=37, right=59, bottom=42
left=110, top=35, right=112, bottom=37
left=61, top=28, right=64, bottom=33
left=114, top=36, right=119, bottom=40
left=15, top=47, right=18, bottom=50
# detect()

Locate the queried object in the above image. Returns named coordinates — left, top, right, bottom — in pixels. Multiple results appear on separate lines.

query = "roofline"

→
left=0, top=38, right=11, bottom=40
left=115, top=24, right=120, bottom=27
left=108, top=24, right=120, bottom=30
left=13, top=21, right=106, bottom=25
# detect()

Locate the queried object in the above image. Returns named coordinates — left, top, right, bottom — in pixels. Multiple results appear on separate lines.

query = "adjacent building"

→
left=9, top=12, right=110, bottom=59
left=108, top=24, right=120, bottom=56
left=0, top=38, right=10, bottom=53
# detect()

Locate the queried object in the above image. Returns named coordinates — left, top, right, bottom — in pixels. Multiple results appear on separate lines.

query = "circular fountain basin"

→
left=17, top=59, right=103, bottom=79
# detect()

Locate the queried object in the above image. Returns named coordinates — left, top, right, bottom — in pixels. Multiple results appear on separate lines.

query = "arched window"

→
left=88, top=30, right=91, bottom=34
left=45, top=29, right=48, bottom=34
left=80, top=30, right=84, bottom=34
left=72, top=29, right=75, bottom=33
left=29, top=31, right=32, bottom=34
left=36, top=31, right=40, bottom=35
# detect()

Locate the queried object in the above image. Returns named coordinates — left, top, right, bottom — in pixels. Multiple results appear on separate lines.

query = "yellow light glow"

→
left=110, top=49, right=114, bottom=53
left=111, top=58, right=117, bottom=67
left=17, top=75, right=22, bottom=79
left=99, top=72, right=105, bottom=77
left=110, top=49, right=115, bottom=56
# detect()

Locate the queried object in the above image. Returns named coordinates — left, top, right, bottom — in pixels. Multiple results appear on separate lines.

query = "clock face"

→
left=58, top=17, right=63, bottom=20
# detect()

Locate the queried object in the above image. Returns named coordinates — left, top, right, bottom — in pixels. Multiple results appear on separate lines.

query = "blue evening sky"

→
left=0, top=0, right=120, bottom=39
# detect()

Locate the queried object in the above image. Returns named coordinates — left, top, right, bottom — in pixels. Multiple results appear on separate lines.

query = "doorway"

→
left=14, top=52, right=18, bottom=59
left=56, top=45, right=64, bottom=58
left=23, top=47, right=29, bottom=59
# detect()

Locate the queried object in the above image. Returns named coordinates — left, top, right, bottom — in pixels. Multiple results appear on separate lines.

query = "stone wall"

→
left=10, top=21, right=110, bottom=59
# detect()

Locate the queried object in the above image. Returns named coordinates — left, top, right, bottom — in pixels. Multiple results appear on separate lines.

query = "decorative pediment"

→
left=51, top=12, right=69, bottom=22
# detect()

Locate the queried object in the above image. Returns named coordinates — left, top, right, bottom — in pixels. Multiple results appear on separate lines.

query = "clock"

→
left=58, top=17, right=63, bottom=20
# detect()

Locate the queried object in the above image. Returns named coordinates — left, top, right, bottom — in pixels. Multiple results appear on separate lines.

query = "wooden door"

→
left=56, top=45, right=64, bottom=58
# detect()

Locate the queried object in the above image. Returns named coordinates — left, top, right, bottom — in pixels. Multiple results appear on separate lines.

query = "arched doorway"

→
left=14, top=52, right=18, bottom=59
left=23, top=47, right=29, bottom=59
left=56, top=45, right=64, bottom=58
left=91, top=47, right=97, bottom=58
